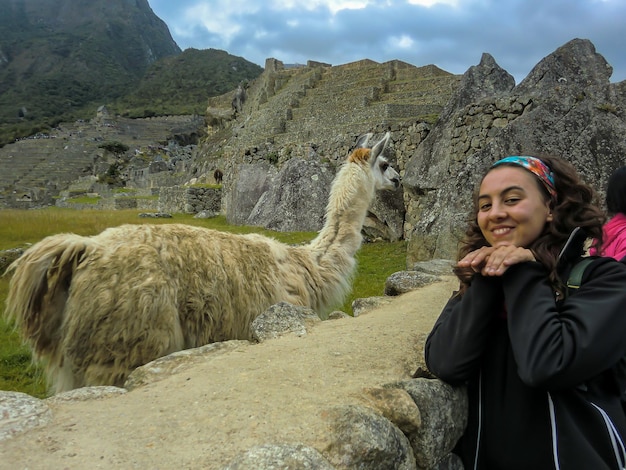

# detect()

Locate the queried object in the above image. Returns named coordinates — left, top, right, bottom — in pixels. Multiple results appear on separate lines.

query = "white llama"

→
left=5, top=132, right=400, bottom=393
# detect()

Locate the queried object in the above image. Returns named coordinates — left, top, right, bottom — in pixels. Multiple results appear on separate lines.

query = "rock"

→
left=322, top=404, right=417, bottom=470
left=0, top=392, right=52, bottom=441
left=403, top=38, right=626, bottom=263
left=250, top=302, right=322, bottom=341
left=226, top=162, right=277, bottom=225
left=351, top=296, right=393, bottom=316
left=223, top=444, right=335, bottom=469
left=384, top=271, right=441, bottom=296
left=0, top=247, right=26, bottom=273
left=138, top=212, right=172, bottom=218
left=356, top=387, right=422, bottom=435
left=247, top=158, right=335, bottom=232
left=124, top=340, right=250, bottom=390
left=194, top=210, right=219, bottom=218
left=411, top=259, right=455, bottom=276
left=46, top=386, right=127, bottom=403
left=391, top=379, right=468, bottom=470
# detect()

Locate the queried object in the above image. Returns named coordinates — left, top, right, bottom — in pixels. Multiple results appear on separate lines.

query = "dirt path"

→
left=0, top=276, right=458, bottom=469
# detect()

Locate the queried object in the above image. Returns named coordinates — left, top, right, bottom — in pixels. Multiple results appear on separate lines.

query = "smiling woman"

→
left=425, top=155, right=626, bottom=469
left=476, top=160, right=554, bottom=251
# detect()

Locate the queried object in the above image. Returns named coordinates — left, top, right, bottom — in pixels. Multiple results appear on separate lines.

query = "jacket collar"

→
left=557, top=227, right=588, bottom=271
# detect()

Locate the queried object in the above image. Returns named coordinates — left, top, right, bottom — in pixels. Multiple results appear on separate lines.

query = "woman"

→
left=593, top=165, right=626, bottom=260
left=425, top=155, right=626, bottom=469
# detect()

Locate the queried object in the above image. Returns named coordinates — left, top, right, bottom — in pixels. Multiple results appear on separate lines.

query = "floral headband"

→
left=491, top=156, right=557, bottom=199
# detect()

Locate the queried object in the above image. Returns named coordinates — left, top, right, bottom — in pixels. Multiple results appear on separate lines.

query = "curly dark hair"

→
left=606, top=166, right=626, bottom=216
left=454, top=155, right=605, bottom=295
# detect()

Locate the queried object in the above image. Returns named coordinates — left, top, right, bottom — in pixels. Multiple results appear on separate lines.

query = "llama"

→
left=214, top=168, right=223, bottom=184
left=4, top=132, right=400, bottom=394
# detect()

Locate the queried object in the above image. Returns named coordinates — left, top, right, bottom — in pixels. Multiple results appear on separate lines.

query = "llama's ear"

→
left=355, top=133, right=373, bottom=149
left=370, top=132, right=390, bottom=162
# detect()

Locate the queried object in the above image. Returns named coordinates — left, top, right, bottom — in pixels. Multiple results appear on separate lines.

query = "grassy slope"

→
left=0, top=209, right=406, bottom=397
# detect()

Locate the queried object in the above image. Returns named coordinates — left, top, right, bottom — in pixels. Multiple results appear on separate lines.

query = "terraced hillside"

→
left=0, top=115, right=202, bottom=197
left=205, top=59, right=460, bottom=157
left=0, top=58, right=460, bottom=207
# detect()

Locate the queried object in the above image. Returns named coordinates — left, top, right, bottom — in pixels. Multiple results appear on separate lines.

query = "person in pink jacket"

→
left=595, top=166, right=626, bottom=261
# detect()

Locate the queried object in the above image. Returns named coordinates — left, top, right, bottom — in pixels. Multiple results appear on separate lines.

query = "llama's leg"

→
left=63, top=269, right=185, bottom=389
left=80, top=300, right=185, bottom=388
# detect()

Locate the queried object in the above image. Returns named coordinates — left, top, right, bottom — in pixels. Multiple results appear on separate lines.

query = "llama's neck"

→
left=309, top=161, right=375, bottom=266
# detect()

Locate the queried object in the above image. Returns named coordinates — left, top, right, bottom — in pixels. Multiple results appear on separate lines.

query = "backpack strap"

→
left=566, top=257, right=595, bottom=291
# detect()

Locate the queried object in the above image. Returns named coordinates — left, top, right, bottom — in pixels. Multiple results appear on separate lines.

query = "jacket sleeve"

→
left=503, top=258, right=626, bottom=390
left=424, top=275, right=504, bottom=385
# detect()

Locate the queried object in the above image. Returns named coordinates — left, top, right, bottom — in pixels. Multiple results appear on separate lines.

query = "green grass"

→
left=0, top=208, right=407, bottom=397
left=65, top=196, right=101, bottom=204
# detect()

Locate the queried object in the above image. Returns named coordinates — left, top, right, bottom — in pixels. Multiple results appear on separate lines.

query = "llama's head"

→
left=351, top=132, right=400, bottom=190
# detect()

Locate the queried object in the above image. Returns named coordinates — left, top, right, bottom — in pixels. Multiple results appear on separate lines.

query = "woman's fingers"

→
left=459, top=246, right=536, bottom=276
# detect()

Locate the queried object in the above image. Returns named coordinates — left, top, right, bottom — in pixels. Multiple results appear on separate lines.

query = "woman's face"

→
left=477, top=166, right=553, bottom=248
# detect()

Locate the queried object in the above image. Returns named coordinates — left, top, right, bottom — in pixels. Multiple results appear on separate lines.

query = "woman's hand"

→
left=458, top=245, right=536, bottom=276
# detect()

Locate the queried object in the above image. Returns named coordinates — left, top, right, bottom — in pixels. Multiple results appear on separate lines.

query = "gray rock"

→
left=247, top=158, right=334, bottom=232
left=138, top=212, right=172, bottom=218
left=0, top=392, right=52, bottom=441
left=224, top=443, right=336, bottom=469
left=351, top=296, right=393, bottom=316
left=46, top=386, right=127, bottom=403
left=323, top=404, right=417, bottom=470
left=124, top=340, right=250, bottom=390
left=0, top=247, right=25, bottom=273
left=384, top=271, right=441, bottom=296
left=226, top=162, right=277, bottom=225
left=390, top=379, right=467, bottom=470
left=251, top=302, right=322, bottom=341
left=411, top=259, right=455, bottom=276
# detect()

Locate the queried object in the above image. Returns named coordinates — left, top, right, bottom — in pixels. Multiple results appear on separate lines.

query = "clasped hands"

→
left=458, top=245, right=536, bottom=276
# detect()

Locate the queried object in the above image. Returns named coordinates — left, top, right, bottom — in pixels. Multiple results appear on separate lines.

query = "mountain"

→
left=112, top=48, right=263, bottom=118
left=0, top=0, right=180, bottom=122
left=0, top=0, right=256, bottom=147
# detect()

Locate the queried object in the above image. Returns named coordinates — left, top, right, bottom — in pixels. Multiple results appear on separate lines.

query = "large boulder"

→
left=226, top=162, right=277, bottom=225
left=247, top=158, right=334, bottom=232
left=403, top=38, right=626, bottom=263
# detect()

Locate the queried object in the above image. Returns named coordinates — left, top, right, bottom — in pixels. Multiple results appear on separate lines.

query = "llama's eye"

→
left=380, top=162, right=389, bottom=171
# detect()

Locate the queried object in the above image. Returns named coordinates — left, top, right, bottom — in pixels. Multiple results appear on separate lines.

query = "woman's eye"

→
left=505, top=197, right=520, bottom=204
left=479, top=203, right=491, bottom=211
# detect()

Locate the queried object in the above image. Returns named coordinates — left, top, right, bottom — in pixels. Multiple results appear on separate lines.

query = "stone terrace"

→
left=0, top=116, right=200, bottom=194
left=214, top=59, right=460, bottom=156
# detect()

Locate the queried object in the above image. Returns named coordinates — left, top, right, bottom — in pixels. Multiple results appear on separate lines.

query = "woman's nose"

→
left=488, top=203, right=507, bottom=219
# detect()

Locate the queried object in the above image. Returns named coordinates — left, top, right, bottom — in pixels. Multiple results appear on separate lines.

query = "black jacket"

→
left=425, top=232, right=626, bottom=469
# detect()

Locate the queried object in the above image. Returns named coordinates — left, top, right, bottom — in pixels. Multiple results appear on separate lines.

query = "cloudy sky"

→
left=146, top=0, right=626, bottom=84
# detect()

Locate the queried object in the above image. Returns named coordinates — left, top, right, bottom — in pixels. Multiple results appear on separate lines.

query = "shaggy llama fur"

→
left=4, top=132, right=400, bottom=393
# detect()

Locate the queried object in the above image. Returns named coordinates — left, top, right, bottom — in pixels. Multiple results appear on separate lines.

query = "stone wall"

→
left=158, top=186, right=222, bottom=214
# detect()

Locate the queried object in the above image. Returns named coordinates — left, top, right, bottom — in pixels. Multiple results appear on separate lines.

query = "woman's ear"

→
left=546, top=201, right=554, bottom=222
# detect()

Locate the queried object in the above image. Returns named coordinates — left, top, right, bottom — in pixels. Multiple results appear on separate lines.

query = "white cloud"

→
left=272, top=0, right=371, bottom=13
left=179, top=1, right=261, bottom=42
left=391, top=34, right=415, bottom=49
left=147, top=0, right=626, bottom=83
left=406, top=0, right=459, bottom=6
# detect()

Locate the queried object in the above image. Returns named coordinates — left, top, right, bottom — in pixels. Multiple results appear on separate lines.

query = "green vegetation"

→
left=597, top=103, right=618, bottom=114
left=98, top=141, right=130, bottom=154
left=190, top=183, right=222, bottom=189
left=110, top=49, right=262, bottom=118
left=65, top=196, right=101, bottom=204
left=0, top=209, right=406, bottom=397
left=0, top=0, right=263, bottom=147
